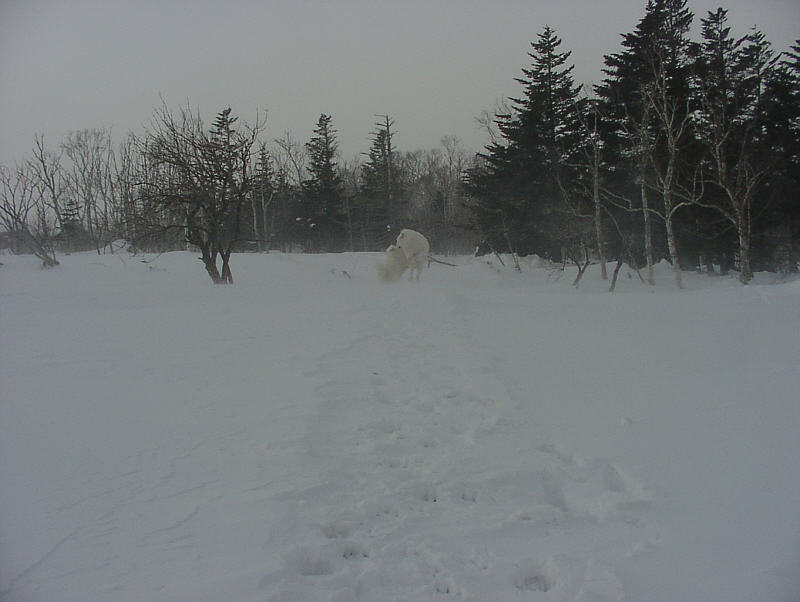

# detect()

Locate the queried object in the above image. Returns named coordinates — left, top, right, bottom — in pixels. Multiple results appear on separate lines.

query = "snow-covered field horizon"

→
left=1, top=250, right=799, bottom=601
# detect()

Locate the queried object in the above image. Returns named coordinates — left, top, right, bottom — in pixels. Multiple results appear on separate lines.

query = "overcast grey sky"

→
left=1, top=0, right=797, bottom=165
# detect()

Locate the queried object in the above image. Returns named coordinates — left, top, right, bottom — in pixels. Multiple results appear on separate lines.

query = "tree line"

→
left=467, top=1, right=799, bottom=286
left=0, top=105, right=474, bottom=282
left=1, top=0, right=797, bottom=286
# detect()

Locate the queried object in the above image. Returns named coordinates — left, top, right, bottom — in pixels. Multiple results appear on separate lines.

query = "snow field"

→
left=1, top=251, right=798, bottom=601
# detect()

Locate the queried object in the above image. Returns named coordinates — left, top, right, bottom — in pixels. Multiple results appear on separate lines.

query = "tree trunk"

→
left=593, top=164, right=607, bottom=280
left=572, top=244, right=591, bottom=287
left=27, top=229, right=59, bottom=268
left=663, top=155, right=683, bottom=290
left=203, top=261, right=223, bottom=283
left=260, top=193, right=275, bottom=253
left=665, top=211, right=683, bottom=289
left=738, top=217, right=753, bottom=284
left=199, top=244, right=224, bottom=283
left=251, top=195, right=261, bottom=252
left=641, top=179, right=655, bottom=285
left=220, top=252, right=234, bottom=284
left=609, top=258, right=624, bottom=292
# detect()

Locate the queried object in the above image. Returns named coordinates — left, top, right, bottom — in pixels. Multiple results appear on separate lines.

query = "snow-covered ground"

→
left=1, top=250, right=798, bottom=602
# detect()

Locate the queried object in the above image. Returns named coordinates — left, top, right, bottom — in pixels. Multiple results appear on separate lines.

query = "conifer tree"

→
left=693, top=10, right=779, bottom=282
left=760, top=40, right=800, bottom=271
left=209, top=107, right=246, bottom=282
left=361, top=116, right=398, bottom=205
left=466, top=26, right=584, bottom=260
left=358, top=116, right=402, bottom=249
left=596, top=0, right=695, bottom=287
left=302, top=114, right=344, bottom=251
left=252, top=146, right=274, bottom=252
left=59, top=195, right=88, bottom=251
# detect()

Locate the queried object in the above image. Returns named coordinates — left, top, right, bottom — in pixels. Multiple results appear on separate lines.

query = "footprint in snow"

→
left=340, top=542, right=369, bottom=560
left=409, top=481, right=439, bottom=503
left=512, top=565, right=553, bottom=592
left=417, top=436, right=438, bottom=449
left=512, top=556, right=624, bottom=601
left=511, top=555, right=582, bottom=595
left=452, top=483, right=479, bottom=503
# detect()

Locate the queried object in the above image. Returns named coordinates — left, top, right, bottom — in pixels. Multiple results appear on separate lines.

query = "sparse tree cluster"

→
left=1, top=0, right=797, bottom=286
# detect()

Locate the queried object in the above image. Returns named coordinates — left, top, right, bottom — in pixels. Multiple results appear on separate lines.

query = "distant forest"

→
left=2, top=0, right=798, bottom=286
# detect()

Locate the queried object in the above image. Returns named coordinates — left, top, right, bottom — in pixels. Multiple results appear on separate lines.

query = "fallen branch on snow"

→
left=427, top=255, right=457, bottom=267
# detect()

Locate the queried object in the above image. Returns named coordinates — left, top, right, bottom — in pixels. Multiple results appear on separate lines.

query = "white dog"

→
left=395, top=229, right=430, bottom=281
left=376, top=244, right=409, bottom=282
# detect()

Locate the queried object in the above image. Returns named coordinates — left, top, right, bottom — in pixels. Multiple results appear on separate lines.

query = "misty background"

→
left=1, top=0, right=798, bottom=164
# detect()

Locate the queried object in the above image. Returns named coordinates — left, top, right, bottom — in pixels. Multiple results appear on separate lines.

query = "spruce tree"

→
left=693, top=11, right=779, bottom=282
left=358, top=116, right=402, bottom=249
left=59, top=195, right=88, bottom=251
left=466, top=25, right=584, bottom=260
left=596, top=0, right=695, bottom=286
left=302, top=114, right=344, bottom=251
left=761, top=41, right=800, bottom=271
left=209, top=107, right=246, bottom=282
left=252, top=146, right=275, bottom=252
left=361, top=116, right=399, bottom=205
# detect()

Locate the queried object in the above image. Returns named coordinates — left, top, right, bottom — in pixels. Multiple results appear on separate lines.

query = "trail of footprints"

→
left=263, top=330, right=651, bottom=599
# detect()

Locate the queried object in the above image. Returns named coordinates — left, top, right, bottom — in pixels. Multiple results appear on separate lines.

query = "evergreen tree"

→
left=596, top=0, right=695, bottom=286
left=59, top=195, right=89, bottom=251
left=760, top=41, right=800, bottom=271
left=687, top=8, right=743, bottom=272
left=693, top=11, right=780, bottom=282
left=358, top=116, right=402, bottom=249
left=210, top=108, right=239, bottom=185
left=208, top=107, right=247, bottom=281
left=361, top=127, right=391, bottom=200
left=466, top=26, right=584, bottom=260
left=252, top=146, right=275, bottom=252
left=301, top=114, right=344, bottom=251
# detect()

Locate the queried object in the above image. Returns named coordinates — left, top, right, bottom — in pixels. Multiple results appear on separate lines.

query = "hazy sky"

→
left=1, top=0, right=797, bottom=165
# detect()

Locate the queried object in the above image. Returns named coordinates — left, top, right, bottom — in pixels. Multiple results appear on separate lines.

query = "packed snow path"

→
left=260, top=285, right=652, bottom=601
left=1, top=252, right=798, bottom=601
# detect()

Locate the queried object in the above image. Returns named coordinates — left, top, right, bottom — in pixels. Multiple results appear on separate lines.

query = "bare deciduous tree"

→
left=138, top=103, right=264, bottom=283
left=61, top=128, right=120, bottom=252
left=28, top=135, right=67, bottom=233
left=644, top=54, right=698, bottom=290
left=0, top=163, right=59, bottom=267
